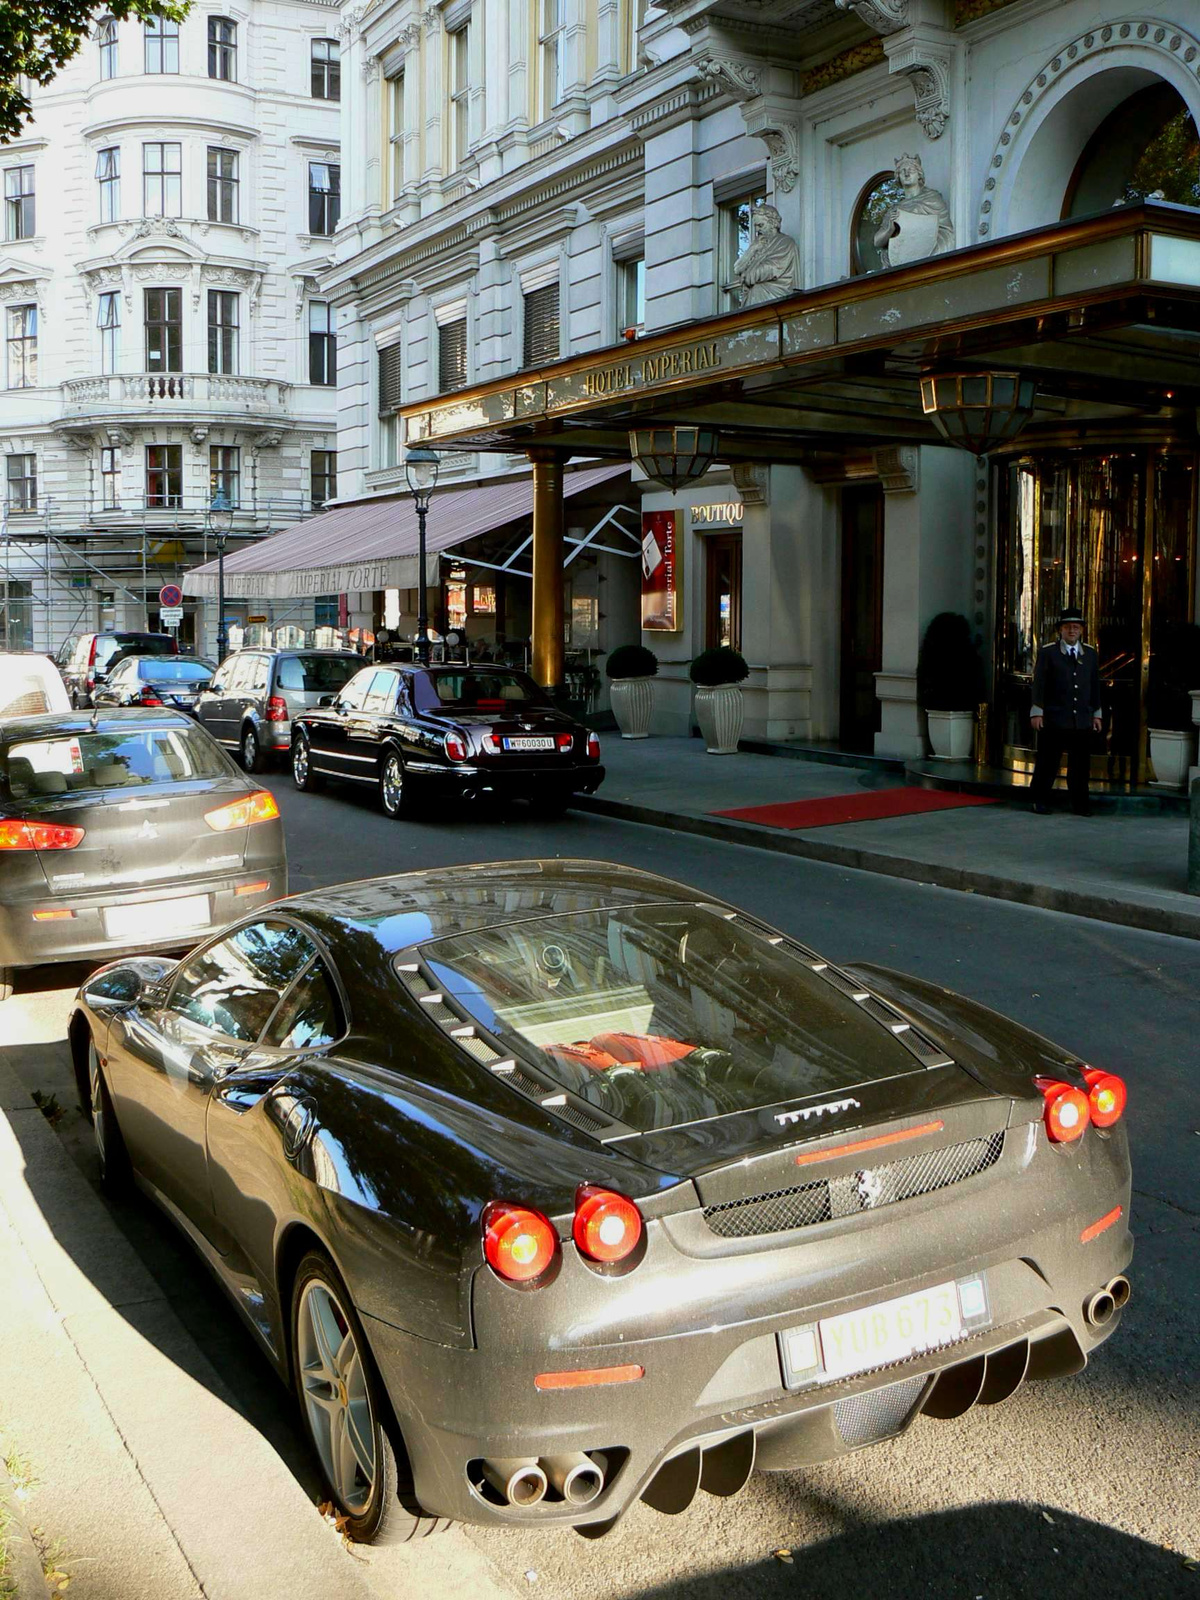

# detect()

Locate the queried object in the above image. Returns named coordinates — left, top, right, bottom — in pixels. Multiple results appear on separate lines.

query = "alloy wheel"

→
left=293, top=736, right=310, bottom=788
left=89, top=1044, right=107, bottom=1173
left=381, top=753, right=404, bottom=817
left=242, top=726, right=259, bottom=772
left=296, top=1278, right=377, bottom=1517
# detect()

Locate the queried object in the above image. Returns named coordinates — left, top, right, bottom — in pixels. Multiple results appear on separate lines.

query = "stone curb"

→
left=575, top=794, right=1200, bottom=943
left=0, top=1459, right=47, bottom=1600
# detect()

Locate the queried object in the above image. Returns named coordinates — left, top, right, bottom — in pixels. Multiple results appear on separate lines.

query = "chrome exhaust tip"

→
left=482, top=1457, right=548, bottom=1507
left=542, top=1452, right=604, bottom=1507
left=1084, top=1288, right=1116, bottom=1329
left=1106, top=1275, right=1131, bottom=1310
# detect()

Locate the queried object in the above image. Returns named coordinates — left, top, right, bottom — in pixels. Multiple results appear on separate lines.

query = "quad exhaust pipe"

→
left=1084, top=1274, right=1131, bottom=1330
left=1107, top=1274, right=1131, bottom=1310
left=480, top=1452, right=605, bottom=1508
left=482, top=1457, right=548, bottom=1507
left=542, top=1453, right=604, bottom=1507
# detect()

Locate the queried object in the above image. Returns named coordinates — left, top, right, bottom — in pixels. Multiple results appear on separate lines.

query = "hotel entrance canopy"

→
left=400, top=204, right=1200, bottom=460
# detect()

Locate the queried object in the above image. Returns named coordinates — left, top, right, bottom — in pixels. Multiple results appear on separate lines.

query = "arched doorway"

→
left=1064, top=81, right=1200, bottom=214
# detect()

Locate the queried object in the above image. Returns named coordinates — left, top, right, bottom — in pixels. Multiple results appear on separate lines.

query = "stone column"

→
left=529, top=449, right=565, bottom=690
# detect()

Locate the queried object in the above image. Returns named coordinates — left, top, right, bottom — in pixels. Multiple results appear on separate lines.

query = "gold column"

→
left=529, top=449, right=564, bottom=689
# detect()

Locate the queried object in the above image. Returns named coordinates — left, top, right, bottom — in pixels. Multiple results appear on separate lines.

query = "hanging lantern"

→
left=919, top=371, right=1036, bottom=454
left=629, top=426, right=719, bottom=491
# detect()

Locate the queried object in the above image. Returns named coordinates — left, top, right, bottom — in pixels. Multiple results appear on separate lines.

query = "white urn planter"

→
left=694, top=684, right=744, bottom=754
left=1147, top=727, right=1196, bottom=790
left=609, top=676, right=654, bottom=739
left=926, top=709, right=976, bottom=761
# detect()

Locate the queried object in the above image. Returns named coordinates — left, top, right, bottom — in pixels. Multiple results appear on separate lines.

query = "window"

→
left=718, top=186, right=766, bottom=308
left=851, top=172, right=906, bottom=275
left=4, top=166, right=35, bottom=240
left=308, top=301, right=336, bottom=386
left=6, top=306, right=37, bottom=389
left=146, top=444, right=183, bottom=508
left=206, top=148, right=238, bottom=223
left=97, top=292, right=120, bottom=373
left=449, top=21, right=470, bottom=169
left=5, top=454, right=36, bottom=512
left=308, top=161, right=340, bottom=235
left=362, top=669, right=398, bottom=713
left=101, top=446, right=120, bottom=509
left=96, top=146, right=120, bottom=222
left=616, top=253, right=645, bottom=336
left=311, top=37, right=340, bottom=100
left=378, top=341, right=403, bottom=414
left=1, top=579, right=34, bottom=651
left=311, top=450, right=337, bottom=508
left=144, top=16, right=179, bottom=73
left=144, top=288, right=182, bottom=373
left=166, top=922, right=320, bottom=1042
left=522, top=281, right=559, bottom=366
left=538, top=0, right=564, bottom=120
left=261, top=958, right=343, bottom=1050
left=207, top=17, right=236, bottom=80
left=207, top=290, right=239, bottom=374
left=99, top=16, right=118, bottom=79
left=387, top=72, right=405, bottom=200
left=209, top=445, right=240, bottom=508
left=143, top=142, right=182, bottom=217
left=438, top=317, right=467, bottom=392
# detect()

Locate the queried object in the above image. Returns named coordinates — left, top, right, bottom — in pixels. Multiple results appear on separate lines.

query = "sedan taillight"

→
left=444, top=732, right=468, bottom=762
left=204, top=790, right=280, bottom=831
left=139, top=689, right=164, bottom=706
left=266, top=695, right=289, bottom=722
left=586, top=731, right=601, bottom=759
left=555, top=732, right=573, bottom=751
left=0, top=819, right=86, bottom=851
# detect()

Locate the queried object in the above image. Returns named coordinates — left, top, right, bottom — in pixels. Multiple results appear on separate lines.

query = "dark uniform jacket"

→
left=1031, top=640, right=1102, bottom=730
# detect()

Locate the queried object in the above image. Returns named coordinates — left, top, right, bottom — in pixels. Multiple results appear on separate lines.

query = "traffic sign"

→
left=159, top=583, right=183, bottom=608
left=160, top=606, right=184, bottom=627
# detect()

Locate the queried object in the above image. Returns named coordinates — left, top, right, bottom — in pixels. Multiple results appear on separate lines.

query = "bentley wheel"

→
left=379, top=750, right=413, bottom=819
left=293, top=734, right=321, bottom=791
left=88, top=1041, right=130, bottom=1195
left=240, top=723, right=264, bottom=774
left=291, top=1251, right=446, bottom=1543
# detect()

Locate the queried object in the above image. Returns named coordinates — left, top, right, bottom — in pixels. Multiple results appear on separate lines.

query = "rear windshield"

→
left=97, top=634, right=177, bottom=669
left=415, top=670, right=548, bottom=712
left=139, top=659, right=214, bottom=682
left=4, top=727, right=233, bottom=800
left=420, top=904, right=879, bottom=1132
left=276, top=655, right=361, bottom=692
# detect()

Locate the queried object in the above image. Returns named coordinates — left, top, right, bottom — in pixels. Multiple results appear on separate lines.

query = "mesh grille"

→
left=834, top=1375, right=926, bottom=1447
left=703, top=1131, right=1004, bottom=1238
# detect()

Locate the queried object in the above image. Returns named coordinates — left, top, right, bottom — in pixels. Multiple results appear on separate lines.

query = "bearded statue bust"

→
left=873, top=154, right=955, bottom=266
left=731, top=204, right=801, bottom=306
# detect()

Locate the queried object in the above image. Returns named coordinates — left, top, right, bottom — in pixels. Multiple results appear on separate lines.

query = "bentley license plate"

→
left=818, top=1280, right=963, bottom=1380
left=502, top=736, right=555, bottom=750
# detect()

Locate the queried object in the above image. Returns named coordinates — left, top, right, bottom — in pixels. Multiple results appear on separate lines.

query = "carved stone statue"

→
left=873, top=153, right=955, bottom=266
left=731, top=204, right=800, bottom=306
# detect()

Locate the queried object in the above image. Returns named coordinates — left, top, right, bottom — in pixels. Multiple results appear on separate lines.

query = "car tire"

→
left=379, top=750, right=412, bottom=819
left=88, top=1041, right=131, bottom=1196
left=241, top=723, right=265, bottom=774
left=292, top=733, right=322, bottom=791
left=0, top=967, right=13, bottom=1003
left=290, top=1250, right=447, bottom=1544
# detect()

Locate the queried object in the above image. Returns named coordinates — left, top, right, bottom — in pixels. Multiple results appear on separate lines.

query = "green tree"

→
left=1125, top=110, right=1200, bottom=208
left=0, top=1, right=190, bottom=143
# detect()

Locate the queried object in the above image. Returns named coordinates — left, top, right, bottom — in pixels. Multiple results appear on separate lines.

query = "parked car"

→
left=93, top=655, right=217, bottom=717
left=291, top=664, right=605, bottom=816
left=60, top=631, right=179, bottom=708
left=66, top=862, right=1132, bottom=1541
left=0, top=708, right=286, bottom=1000
left=0, top=653, right=71, bottom=719
left=196, top=648, right=363, bottom=773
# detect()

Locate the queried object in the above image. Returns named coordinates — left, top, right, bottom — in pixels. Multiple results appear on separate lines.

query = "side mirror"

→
left=81, top=957, right=175, bottom=1011
left=318, top=694, right=335, bottom=708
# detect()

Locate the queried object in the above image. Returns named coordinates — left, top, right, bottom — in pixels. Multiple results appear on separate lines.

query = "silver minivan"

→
left=195, top=649, right=363, bottom=771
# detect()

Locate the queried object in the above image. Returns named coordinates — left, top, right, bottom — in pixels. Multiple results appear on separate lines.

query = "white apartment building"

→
left=0, top=0, right=343, bottom=658
left=201, top=0, right=1199, bottom=779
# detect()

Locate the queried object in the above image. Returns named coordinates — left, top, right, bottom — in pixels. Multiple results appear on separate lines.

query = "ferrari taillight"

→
left=0, top=819, right=85, bottom=851
left=482, top=1202, right=558, bottom=1284
left=1083, top=1067, right=1127, bottom=1129
left=203, top=789, right=280, bottom=831
left=444, top=732, right=468, bottom=762
left=1035, top=1077, right=1089, bottom=1143
left=586, top=732, right=601, bottom=759
left=573, top=1186, right=643, bottom=1264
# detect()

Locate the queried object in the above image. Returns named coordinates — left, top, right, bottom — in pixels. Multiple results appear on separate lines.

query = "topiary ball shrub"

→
left=917, top=613, right=985, bottom=712
left=605, top=644, right=658, bottom=679
left=689, top=647, right=749, bottom=687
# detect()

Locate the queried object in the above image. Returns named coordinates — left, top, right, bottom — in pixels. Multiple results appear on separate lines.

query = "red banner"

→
left=641, top=510, right=678, bottom=631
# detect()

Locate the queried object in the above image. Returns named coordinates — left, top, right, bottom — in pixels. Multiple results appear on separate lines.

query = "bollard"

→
left=1190, top=776, right=1200, bottom=896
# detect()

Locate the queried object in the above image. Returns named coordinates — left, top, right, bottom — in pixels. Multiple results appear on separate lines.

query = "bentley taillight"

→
left=1083, top=1067, right=1127, bottom=1129
left=1035, top=1077, right=1089, bottom=1143
left=444, top=732, right=468, bottom=762
left=555, top=732, right=573, bottom=751
left=573, top=1186, right=643, bottom=1264
left=586, top=732, right=601, bottom=759
left=482, top=1202, right=557, bottom=1283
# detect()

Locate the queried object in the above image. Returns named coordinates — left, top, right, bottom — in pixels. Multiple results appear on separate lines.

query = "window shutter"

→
left=523, top=282, right=559, bottom=367
left=378, top=342, right=403, bottom=412
left=438, top=319, right=468, bottom=392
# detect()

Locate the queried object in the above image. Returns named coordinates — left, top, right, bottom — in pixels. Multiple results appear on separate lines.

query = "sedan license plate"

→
left=103, top=894, right=210, bottom=941
left=502, top=736, right=555, bottom=750
left=818, top=1280, right=963, bottom=1381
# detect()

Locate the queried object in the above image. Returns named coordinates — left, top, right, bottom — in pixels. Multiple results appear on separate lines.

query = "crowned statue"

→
left=731, top=204, right=801, bottom=306
left=873, top=154, right=955, bottom=266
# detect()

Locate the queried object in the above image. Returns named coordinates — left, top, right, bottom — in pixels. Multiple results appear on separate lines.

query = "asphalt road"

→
left=8, top=770, right=1198, bottom=1600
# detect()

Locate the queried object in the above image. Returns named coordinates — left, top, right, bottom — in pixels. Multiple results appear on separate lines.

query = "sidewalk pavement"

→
left=0, top=1011, right=518, bottom=1600
left=578, top=736, right=1200, bottom=941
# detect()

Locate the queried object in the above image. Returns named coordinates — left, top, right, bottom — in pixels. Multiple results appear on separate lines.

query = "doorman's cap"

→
left=1058, top=606, right=1085, bottom=626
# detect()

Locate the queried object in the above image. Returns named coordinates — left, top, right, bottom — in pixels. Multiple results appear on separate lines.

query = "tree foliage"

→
left=0, top=1, right=190, bottom=143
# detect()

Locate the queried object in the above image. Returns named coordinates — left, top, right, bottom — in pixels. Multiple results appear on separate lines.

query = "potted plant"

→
left=1147, top=622, right=1200, bottom=790
left=917, top=613, right=986, bottom=760
left=689, top=646, right=749, bottom=754
left=605, top=643, right=658, bottom=739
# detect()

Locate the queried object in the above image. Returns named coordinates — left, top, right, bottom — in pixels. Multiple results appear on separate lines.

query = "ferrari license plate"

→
left=818, top=1280, right=963, bottom=1380
left=103, top=894, right=210, bottom=940
left=502, top=736, right=555, bottom=750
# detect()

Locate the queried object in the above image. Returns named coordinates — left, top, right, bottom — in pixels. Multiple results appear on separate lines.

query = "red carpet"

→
left=714, top=786, right=996, bottom=830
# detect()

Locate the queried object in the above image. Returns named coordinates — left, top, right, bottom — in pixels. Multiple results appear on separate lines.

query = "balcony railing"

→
left=61, top=373, right=292, bottom=414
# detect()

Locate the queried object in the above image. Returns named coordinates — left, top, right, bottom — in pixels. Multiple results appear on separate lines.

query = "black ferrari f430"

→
left=69, top=862, right=1132, bottom=1541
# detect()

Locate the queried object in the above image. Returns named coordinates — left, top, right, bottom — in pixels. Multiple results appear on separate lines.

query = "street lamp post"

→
left=208, top=489, right=235, bottom=661
left=404, top=447, right=440, bottom=666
